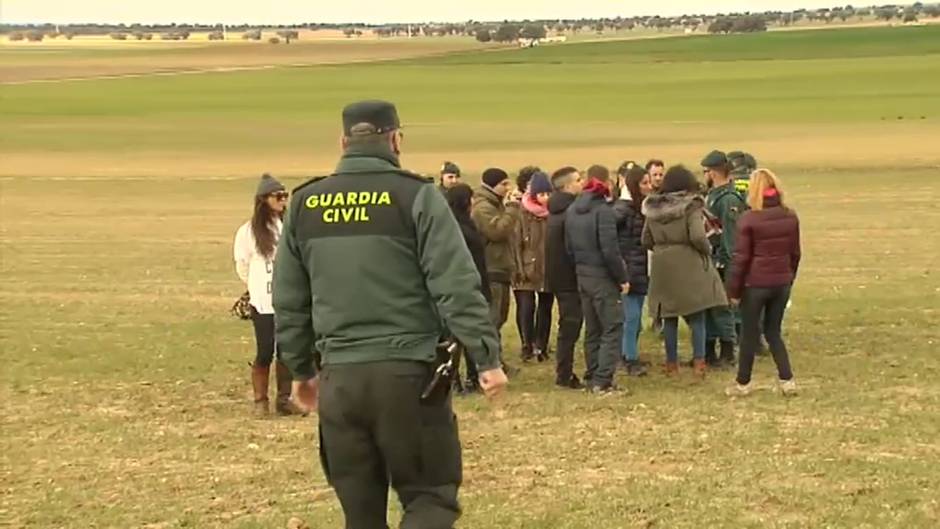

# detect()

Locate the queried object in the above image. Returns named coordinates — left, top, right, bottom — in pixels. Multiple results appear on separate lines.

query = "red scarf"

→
left=582, top=177, right=610, bottom=198
left=522, top=193, right=548, bottom=218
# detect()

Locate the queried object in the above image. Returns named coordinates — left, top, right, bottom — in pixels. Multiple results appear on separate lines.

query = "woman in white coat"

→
left=234, top=174, right=300, bottom=417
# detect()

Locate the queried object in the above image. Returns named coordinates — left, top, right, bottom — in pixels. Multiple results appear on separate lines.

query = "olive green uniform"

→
left=705, top=181, right=746, bottom=345
left=274, top=136, right=500, bottom=528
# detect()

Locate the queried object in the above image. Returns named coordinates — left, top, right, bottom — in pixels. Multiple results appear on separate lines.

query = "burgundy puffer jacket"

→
left=726, top=193, right=801, bottom=299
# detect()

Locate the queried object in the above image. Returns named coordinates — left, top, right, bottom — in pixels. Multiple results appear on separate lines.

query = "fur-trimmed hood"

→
left=642, top=191, right=704, bottom=222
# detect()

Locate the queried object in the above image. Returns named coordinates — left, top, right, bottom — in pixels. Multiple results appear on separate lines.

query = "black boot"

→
left=520, top=344, right=534, bottom=363
left=274, top=362, right=306, bottom=416
left=720, top=341, right=736, bottom=368
left=704, top=340, right=720, bottom=367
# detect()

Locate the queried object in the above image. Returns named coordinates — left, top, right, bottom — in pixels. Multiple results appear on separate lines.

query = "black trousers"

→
left=578, top=276, right=623, bottom=388
left=318, top=361, right=461, bottom=529
left=737, top=285, right=794, bottom=385
left=513, top=290, right=554, bottom=351
left=250, top=307, right=276, bottom=368
left=554, top=290, right=584, bottom=383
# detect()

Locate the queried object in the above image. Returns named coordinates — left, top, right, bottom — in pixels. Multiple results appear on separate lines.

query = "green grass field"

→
left=1, top=25, right=939, bottom=529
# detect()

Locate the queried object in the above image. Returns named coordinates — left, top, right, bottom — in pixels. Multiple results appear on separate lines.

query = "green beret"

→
left=342, top=100, right=401, bottom=135
left=701, top=150, right=729, bottom=169
left=729, top=151, right=758, bottom=176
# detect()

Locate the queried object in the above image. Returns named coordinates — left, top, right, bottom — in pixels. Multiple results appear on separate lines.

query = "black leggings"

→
left=737, top=285, right=793, bottom=385
left=250, top=307, right=276, bottom=368
left=514, top=290, right=554, bottom=350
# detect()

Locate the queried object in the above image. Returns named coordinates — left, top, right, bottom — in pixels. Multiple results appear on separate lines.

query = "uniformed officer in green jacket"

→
left=728, top=151, right=758, bottom=196
left=273, top=100, right=509, bottom=529
left=702, top=150, right=746, bottom=367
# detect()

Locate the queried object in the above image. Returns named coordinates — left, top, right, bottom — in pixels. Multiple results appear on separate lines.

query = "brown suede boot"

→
left=251, top=364, right=270, bottom=418
left=693, top=358, right=707, bottom=380
left=275, top=362, right=306, bottom=417
left=664, top=361, right=679, bottom=377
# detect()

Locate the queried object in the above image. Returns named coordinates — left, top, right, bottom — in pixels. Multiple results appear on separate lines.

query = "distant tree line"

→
left=4, top=3, right=938, bottom=42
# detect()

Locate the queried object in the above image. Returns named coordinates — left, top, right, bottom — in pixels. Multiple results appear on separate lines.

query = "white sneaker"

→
left=724, top=382, right=753, bottom=397
left=779, top=379, right=798, bottom=397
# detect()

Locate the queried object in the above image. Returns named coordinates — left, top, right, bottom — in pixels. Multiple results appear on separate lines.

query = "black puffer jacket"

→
left=565, top=191, right=628, bottom=285
left=612, top=198, right=649, bottom=295
left=544, top=191, right=578, bottom=293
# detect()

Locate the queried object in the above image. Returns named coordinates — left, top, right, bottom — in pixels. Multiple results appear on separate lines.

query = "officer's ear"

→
left=389, top=129, right=403, bottom=155
left=340, top=134, right=350, bottom=151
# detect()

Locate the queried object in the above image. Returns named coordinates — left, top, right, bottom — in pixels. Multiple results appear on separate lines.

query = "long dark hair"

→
left=446, top=183, right=474, bottom=220
left=251, top=196, right=283, bottom=259
left=625, top=166, right=648, bottom=204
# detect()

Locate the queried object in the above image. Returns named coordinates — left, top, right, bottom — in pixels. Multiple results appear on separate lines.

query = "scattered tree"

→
left=875, top=7, right=897, bottom=21
left=925, top=5, right=940, bottom=17
left=276, top=30, right=299, bottom=43
left=493, top=23, right=521, bottom=42
left=903, top=9, right=919, bottom=23
left=26, top=30, right=45, bottom=42
left=242, top=29, right=262, bottom=40
left=520, top=23, right=547, bottom=40
left=9, top=32, right=25, bottom=41
left=708, top=17, right=734, bottom=33
left=475, top=29, right=492, bottom=42
left=731, top=15, right=768, bottom=33
left=208, top=31, right=224, bottom=41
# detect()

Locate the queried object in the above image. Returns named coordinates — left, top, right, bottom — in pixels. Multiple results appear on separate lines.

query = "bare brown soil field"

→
left=0, top=37, right=487, bottom=83
left=1, top=122, right=937, bottom=180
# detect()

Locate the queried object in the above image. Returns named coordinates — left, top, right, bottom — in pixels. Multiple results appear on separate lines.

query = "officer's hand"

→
left=621, top=283, right=631, bottom=294
left=291, top=376, right=320, bottom=414
left=729, top=298, right=740, bottom=308
left=478, top=368, right=508, bottom=399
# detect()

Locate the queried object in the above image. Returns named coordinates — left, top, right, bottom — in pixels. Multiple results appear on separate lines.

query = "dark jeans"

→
left=663, top=311, right=707, bottom=363
left=514, top=290, right=554, bottom=351
left=488, top=282, right=511, bottom=355
left=737, top=285, right=794, bottom=385
left=554, top=290, right=584, bottom=383
left=250, top=307, right=276, bottom=368
left=579, top=275, right=623, bottom=388
left=706, top=268, right=738, bottom=343
left=319, top=361, right=461, bottom=529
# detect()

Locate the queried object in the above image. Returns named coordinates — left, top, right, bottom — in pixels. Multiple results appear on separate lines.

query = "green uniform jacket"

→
left=471, top=185, right=519, bottom=284
left=706, top=182, right=747, bottom=270
left=273, top=144, right=501, bottom=381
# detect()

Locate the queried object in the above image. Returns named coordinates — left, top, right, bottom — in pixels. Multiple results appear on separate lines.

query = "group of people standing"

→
left=233, top=149, right=803, bottom=411
left=225, top=99, right=803, bottom=528
left=435, top=151, right=802, bottom=396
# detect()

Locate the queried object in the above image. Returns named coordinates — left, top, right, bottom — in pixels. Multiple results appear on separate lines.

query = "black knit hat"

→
left=256, top=173, right=285, bottom=197
left=482, top=168, right=510, bottom=188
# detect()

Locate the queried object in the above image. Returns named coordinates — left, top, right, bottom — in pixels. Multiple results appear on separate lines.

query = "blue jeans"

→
left=663, top=311, right=707, bottom=363
left=621, top=293, right=646, bottom=361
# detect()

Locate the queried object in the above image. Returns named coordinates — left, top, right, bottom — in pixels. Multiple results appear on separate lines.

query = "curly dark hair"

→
left=517, top=165, right=541, bottom=192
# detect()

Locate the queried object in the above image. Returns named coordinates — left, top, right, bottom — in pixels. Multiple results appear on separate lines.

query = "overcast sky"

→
left=1, top=1, right=846, bottom=25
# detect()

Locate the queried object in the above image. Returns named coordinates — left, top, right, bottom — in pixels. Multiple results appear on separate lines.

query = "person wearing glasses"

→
left=233, top=174, right=300, bottom=417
